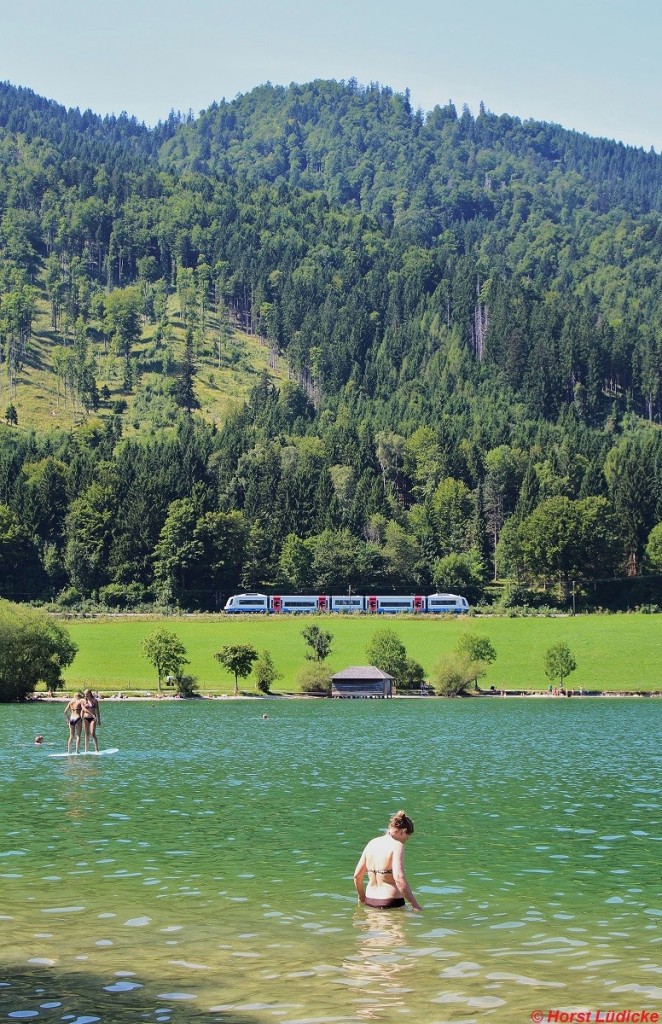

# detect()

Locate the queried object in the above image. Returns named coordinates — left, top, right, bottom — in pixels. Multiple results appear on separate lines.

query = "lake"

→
left=1, top=698, right=660, bottom=1023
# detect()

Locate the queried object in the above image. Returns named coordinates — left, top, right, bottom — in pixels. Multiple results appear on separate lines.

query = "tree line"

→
left=1, top=396, right=660, bottom=609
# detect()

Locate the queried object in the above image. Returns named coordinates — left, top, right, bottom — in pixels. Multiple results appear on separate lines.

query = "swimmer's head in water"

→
left=389, top=810, right=414, bottom=836
left=34, top=735, right=44, bottom=744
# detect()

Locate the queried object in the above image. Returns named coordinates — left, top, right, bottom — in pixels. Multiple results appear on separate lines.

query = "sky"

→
left=1, top=0, right=660, bottom=151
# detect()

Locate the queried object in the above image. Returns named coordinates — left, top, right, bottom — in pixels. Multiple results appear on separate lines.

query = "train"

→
left=223, top=592, right=470, bottom=614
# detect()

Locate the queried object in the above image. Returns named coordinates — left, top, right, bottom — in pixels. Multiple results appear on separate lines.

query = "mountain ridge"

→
left=0, top=76, right=660, bottom=611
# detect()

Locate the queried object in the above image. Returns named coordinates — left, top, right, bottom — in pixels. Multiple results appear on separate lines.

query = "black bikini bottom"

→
left=365, top=897, right=406, bottom=909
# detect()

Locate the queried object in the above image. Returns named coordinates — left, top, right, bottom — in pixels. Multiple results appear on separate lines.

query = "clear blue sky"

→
left=1, top=0, right=660, bottom=151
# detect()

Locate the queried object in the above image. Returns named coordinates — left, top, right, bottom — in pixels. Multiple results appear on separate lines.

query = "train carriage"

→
left=272, top=594, right=329, bottom=613
left=426, top=593, right=469, bottom=613
left=329, top=595, right=365, bottom=613
left=367, top=595, right=425, bottom=614
left=223, top=593, right=270, bottom=613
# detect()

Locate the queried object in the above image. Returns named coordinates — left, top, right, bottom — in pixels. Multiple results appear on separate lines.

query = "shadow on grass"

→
left=0, top=963, right=260, bottom=1023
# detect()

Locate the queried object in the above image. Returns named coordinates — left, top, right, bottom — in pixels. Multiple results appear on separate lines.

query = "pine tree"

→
left=173, top=328, right=198, bottom=411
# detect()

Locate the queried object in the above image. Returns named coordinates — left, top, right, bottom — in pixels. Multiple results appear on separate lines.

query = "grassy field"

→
left=58, top=613, right=662, bottom=694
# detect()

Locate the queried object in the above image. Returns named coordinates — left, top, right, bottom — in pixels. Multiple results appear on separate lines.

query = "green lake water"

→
left=1, top=699, right=660, bottom=1024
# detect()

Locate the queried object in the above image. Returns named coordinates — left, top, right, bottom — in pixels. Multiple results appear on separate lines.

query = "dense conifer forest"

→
left=0, top=79, right=661, bottom=611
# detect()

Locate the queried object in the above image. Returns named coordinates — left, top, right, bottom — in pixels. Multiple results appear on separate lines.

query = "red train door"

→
left=414, top=595, right=424, bottom=612
left=272, top=595, right=282, bottom=613
left=317, top=595, right=328, bottom=611
left=368, top=596, right=377, bottom=613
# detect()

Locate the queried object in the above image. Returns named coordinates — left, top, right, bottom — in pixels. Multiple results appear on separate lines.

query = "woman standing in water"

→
left=82, top=689, right=101, bottom=752
left=64, top=693, right=84, bottom=753
left=353, top=810, right=422, bottom=911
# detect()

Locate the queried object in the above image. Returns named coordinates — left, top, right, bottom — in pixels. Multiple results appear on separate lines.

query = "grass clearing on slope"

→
left=4, top=286, right=285, bottom=433
left=59, top=613, right=661, bottom=693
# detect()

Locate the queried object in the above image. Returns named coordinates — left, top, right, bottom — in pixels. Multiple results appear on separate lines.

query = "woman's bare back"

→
left=364, top=834, right=401, bottom=898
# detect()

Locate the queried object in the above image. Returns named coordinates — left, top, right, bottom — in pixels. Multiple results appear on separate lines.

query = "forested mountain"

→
left=0, top=78, right=661, bottom=611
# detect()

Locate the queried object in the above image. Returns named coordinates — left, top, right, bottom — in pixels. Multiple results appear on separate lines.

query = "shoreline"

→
left=28, top=690, right=662, bottom=702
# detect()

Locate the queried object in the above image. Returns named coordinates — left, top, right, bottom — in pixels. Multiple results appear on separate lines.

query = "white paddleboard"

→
left=49, top=747, right=119, bottom=758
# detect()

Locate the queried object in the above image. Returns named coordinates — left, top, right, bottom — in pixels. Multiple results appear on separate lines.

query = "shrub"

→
left=430, top=654, right=479, bottom=697
left=397, top=656, right=427, bottom=692
left=56, top=587, right=84, bottom=608
left=297, top=662, right=332, bottom=695
left=254, top=650, right=282, bottom=693
left=99, top=582, right=149, bottom=609
left=175, top=673, right=199, bottom=698
left=496, top=581, right=533, bottom=609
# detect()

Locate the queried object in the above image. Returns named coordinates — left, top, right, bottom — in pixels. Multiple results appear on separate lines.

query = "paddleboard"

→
left=49, top=748, right=119, bottom=758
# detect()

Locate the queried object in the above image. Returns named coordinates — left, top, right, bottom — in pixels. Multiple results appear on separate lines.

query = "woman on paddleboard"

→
left=82, top=689, right=101, bottom=752
left=353, top=809, right=422, bottom=911
left=65, top=693, right=84, bottom=754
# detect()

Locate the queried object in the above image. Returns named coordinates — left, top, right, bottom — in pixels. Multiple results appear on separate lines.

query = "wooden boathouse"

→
left=331, top=666, right=394, bottom=698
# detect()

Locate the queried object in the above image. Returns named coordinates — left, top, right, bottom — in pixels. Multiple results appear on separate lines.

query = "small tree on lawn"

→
left=544, top=642, right=577, bottom=689
left=254, top=650, right=282, bottom=694
left=456, top=633, right=497, bottom=689
left=214, top=644, right=258, bottom=696
left=365, top=628, right=408, bottom=683
left=301, top=625, right=333, bottom=662
left=142, top=628, right=189, bottom=691
left=0, top=600, right=77, bottom=701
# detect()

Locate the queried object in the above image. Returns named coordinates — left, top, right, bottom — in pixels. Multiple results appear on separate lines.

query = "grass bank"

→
left=58, top=613, right=661, bottom=694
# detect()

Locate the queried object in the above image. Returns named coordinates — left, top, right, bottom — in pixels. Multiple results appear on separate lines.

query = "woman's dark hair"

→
left=389, top=810, right=414, bottom=835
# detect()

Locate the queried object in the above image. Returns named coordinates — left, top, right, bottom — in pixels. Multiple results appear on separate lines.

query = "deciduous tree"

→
left=104, top=286, right=142, bottom=368
left=456, top=633, right=497, bottom=688
left=142, top=628, right=189, bottom=691
left=544, top=643, right=577, bottom=688
left=301, top=625, right=333, bottom=662
left=644, top=522, right=662, bottom=573
left=0, top=600, right=77, bottom=701
left=366, top=628, right=408, bottom=683
left=214, top=644, right=258, bottom=696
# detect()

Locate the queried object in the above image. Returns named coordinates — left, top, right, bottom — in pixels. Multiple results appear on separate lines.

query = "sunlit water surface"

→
left=1, top=698, right=660, bottom=1024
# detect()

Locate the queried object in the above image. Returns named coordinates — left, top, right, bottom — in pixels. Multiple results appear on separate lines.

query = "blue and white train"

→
left=223, top=592, right=469, bottom=614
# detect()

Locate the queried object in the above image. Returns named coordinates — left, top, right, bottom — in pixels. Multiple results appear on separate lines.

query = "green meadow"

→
left=59, top=613, right=661, bottom=694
